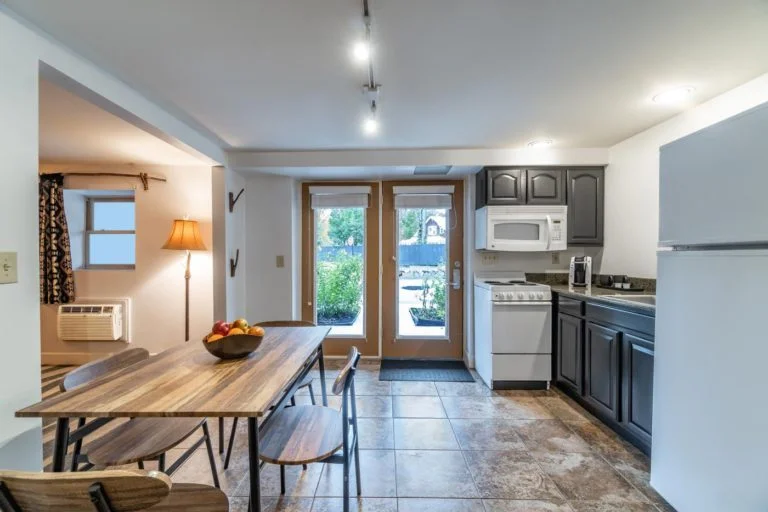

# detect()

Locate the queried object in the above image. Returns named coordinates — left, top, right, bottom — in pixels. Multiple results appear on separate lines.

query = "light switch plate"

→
left=0, top=252, right=18, bottom=284
left=551, top=252, right=560, bottom=264
left=276, top=255, right=285, bottom=268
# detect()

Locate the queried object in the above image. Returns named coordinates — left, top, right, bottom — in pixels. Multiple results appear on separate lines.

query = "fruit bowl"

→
left=202, top=334, right=263, bottom=360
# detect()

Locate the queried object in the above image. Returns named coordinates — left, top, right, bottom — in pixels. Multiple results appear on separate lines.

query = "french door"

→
left=381, top=181, right=464, bottom=359
left=301, top=183, right=379, bottom=356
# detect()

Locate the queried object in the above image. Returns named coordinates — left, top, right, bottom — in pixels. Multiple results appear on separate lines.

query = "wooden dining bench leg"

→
left=158, top=453, right=166, bottom=472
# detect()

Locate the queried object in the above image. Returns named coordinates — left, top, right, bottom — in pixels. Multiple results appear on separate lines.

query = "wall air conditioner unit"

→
left=57, top=304, right=123, bottom=341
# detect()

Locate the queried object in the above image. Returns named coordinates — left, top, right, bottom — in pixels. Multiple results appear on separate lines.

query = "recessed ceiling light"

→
left=652, top=86, right=695, bottom=105
left=352, top=41, right=370, bottom=62
left=527, top=139, right=553, bottom=148
left=362, top=116, right=378, bottom=135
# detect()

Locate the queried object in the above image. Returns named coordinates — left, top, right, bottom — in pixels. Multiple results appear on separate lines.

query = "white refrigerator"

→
left=653, top=101, right=768, bottom=511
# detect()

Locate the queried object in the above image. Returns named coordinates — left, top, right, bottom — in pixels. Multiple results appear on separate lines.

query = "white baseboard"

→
left=41, top=352, right=112, bottom=365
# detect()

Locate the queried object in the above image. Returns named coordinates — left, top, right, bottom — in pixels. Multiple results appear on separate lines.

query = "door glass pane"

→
left=494, top=222, right=540, bottom=241
left=315, top=207, right=365, bottom=336
left=397, top=208, right=448, bottom=338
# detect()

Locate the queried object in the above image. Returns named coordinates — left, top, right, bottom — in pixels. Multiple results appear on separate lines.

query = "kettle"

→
left=569, top=256, right=592, bottom=288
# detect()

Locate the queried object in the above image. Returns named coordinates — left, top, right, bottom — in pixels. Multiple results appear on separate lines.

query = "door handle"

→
left=450, top=267, right=461, bottom=290
left=546, top=215, right=553, bottom=250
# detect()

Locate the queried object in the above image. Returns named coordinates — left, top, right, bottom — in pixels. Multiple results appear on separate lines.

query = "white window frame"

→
left=84, top=196, right=136, bottom=270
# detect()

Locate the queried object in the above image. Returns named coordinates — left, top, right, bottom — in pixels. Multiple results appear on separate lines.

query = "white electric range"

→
left=473, top=271, right=552, bottom=389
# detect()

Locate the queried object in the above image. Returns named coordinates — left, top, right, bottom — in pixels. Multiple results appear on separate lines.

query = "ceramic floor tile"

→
left=228, top=496, right=314, bottom=512
left=257, top=462, right=324, bottom=497
left=567, top=502, right=659, bottom=512
left=329, top=396, right=393, bottom=418
left=394, top=418, right=459, bottom=450
left=357, top=418, right=395, bottom=449
left=392, top=396, right=446, bottom=418
left=602, top=452, right=670, bottom=509
left=532, top=451, right=648, bottom=504
left=397, top=498, right=485, bottom=511
left=311, top=497, right=397, bottom=512
left=355, top=379, right=392, bottom=396
left=440, top=397, right=511, bottom=419
left=563, top=421, right=643, bottom=460
left=395, top=450, right=479, bottom=498
left=449, top=419, right=526, bottom=451
left=462, top=450, right=563, bottom=500
left=391, top=381, right=438, bottom=396
left=482, top=499, right=574, bottom=511
left=538, top=396, right=596, bottom=423
left=513, top=419, right=592, bottom=453
left=434, top=381, right=492, bottom=397
left=490, top=396, right=555, bottom=419
left=315, top=450, right=396, bottom=498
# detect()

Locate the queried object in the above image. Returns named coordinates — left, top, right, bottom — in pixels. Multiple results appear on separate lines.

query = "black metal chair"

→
left=219, top=320, right=318, bottom=470
left=61, top=349, right=219, bottom=488
left=258, top=346, right=361, bottom=511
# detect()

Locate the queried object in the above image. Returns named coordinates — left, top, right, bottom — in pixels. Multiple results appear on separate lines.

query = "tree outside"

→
left=327, top=208, right=364, bottom=246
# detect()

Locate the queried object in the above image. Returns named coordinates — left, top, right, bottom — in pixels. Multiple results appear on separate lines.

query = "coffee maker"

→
left=569, top=256, right=592, bottom=289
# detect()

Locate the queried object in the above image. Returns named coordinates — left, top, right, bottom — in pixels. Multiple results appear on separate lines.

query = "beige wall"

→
left=39, top=163, right=215, bottom=364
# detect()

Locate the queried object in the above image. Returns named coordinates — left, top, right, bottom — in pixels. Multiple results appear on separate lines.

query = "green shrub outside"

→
left=317, top=253, right=363, bottom=322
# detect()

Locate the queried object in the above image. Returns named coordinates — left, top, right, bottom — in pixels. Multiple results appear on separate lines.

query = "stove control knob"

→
left=537, top=292, right=544, bottom=300
left=516, top=292, right=524, bottom=300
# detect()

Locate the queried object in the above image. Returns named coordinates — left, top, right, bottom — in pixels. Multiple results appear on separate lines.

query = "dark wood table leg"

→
left=318, top=345, right=328, bottom=406
left=52, top=417, right=70, bottom=472
left=218, top=417, right=224, bottom=453
left=247, top=417, right=260, bottom=512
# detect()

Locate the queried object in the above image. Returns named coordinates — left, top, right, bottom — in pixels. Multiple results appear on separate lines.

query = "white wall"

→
left=39, top=165, right=214, bottom=363
left=245, top=173, right=298, bottom=323
left=0, top=7, right=224, bottom=469
left=602, top=71, right=768, bottom=278
left=0, top=11, right=43, bottom=471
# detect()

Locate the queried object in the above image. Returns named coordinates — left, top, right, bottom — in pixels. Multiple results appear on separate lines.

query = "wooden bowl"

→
left=202, top=334, right=263, bottom=360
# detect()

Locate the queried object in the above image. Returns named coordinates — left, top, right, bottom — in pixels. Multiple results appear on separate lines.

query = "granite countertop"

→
left=547, top=284, right=656, bottom=314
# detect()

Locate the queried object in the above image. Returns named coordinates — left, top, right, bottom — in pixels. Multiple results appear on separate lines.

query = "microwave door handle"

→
left=546, top=215, right=553, bottom=250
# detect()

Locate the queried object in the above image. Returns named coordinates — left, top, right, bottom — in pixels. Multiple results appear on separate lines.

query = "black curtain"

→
left=39, top=173, right=75, bottom=304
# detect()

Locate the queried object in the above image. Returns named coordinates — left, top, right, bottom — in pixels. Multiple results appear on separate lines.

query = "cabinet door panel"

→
left=622, top=333, right=654, bottom=446
left=584, top=322, right=620, bottom=420
left=528, top=169, right=566, bottom=205
left=487, top=168, right=526, bottom=205
left=567, top=169, right=604, bottom=245
left=557, top=313, right=583, bottom=393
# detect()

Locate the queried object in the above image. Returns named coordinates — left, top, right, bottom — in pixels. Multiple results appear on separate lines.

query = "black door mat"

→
left=378, top=359, right=475, bottom=382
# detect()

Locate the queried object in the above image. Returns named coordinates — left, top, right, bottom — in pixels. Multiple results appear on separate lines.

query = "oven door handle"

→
left=545, top=215, right=553, bottom=250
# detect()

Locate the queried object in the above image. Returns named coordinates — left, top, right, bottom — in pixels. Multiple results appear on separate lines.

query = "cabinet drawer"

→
left=558, top=296, right=585, bottom=317
left=586, top=303, right=655, bottom=337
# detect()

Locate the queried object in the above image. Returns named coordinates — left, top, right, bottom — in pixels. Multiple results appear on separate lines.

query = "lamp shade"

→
left=162, top=219, right=207, bottom=251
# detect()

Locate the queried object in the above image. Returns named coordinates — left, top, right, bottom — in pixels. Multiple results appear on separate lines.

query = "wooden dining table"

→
left=16, top=325, right=331, bottom=511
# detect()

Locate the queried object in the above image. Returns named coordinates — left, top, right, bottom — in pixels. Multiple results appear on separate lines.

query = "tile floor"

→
left=41, top=362, right=674, bottom=511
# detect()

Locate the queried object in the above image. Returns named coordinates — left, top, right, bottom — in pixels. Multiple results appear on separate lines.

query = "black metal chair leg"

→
left=137, top=460, right=144, bottom=470
left=290, top=396, right=296, bottom=407
left=308, top=383, right=316, bottom=405
left=218, top=417, right=224, bottom=453
left=158, top=453, right=166, bottom=472
left=202, top=421, right=221, bottom=489
left=71, top=417, right=86, bottom=472
left=354, top=441, right=361, bottom=496
left=223, top=417, right=238, bottom=470
left=343, top=455, right=350, bottom=512
left=280, top=464, right=286, bottom=495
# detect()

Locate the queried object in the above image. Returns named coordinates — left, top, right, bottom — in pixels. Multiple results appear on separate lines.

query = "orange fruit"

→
left=248, top=326, right=265, bottom=337
left=228, top=327, right=245, bottom=336
left=206, top=333, right=223, bottom=343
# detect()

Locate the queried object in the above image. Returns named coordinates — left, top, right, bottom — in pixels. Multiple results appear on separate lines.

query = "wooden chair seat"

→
left=259, top=405, right=343, bottom=465
left=86, top=417, right=205, bottom=466
left=147, top=483, right=229, bottom=511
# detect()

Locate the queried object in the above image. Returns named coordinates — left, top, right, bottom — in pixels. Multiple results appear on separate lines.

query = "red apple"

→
left=212, top=320, right=230, bottom=336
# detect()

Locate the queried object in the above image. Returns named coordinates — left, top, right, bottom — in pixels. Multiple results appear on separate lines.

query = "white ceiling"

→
left=39, top=79, right=209, bottom=165
left=15, top=0, right=768, bottom=154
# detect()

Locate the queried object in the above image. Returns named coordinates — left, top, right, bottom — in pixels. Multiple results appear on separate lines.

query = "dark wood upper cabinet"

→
left=584, top=321, right=621, bottom=421
left=527, top=169, right=566, bottom=205
left=477, top=168, right=526, bottom=206
left=621, top=333, right=654, bottom=446
left=557, top=313, right=583, bottom=394
left=566, top=169, right=604, bottom=245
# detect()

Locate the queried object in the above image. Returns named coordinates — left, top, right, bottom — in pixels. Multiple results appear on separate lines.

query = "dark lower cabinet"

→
left=584, top=322, right=621, bottom=421
left=557, top=313, right=583, bottom=394
left=621, top=333, right=654, bottom=446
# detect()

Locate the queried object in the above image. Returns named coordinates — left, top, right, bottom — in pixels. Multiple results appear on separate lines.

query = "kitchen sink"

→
left=602, top=294, right=656, bottom=306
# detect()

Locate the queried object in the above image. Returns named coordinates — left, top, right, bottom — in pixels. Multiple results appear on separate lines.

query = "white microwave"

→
left=475, top=205, right=567, bottom=252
